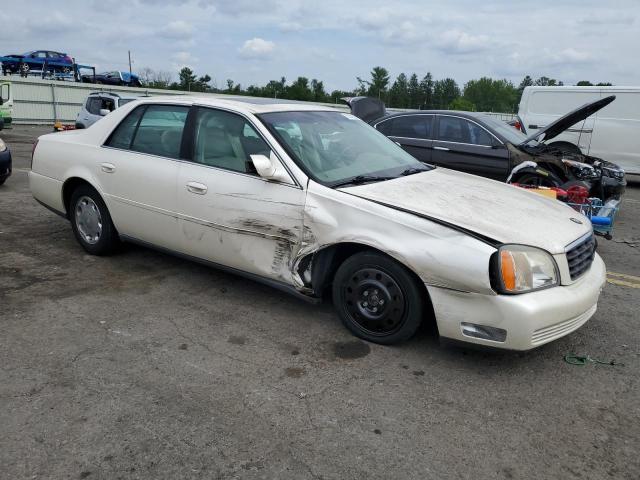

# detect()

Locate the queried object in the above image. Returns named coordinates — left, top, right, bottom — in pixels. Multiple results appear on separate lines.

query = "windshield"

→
left=477, top=114, right=534, bottom=145
left=258, top=111, right=429, bottom=186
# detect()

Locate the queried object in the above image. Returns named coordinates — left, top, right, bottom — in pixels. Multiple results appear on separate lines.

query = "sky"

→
left=1, top=0, right=638, bottom=91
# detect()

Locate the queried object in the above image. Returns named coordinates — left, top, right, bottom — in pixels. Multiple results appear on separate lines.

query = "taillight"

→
left=30, top=139, right=38, bottom=169
left=513, top=120, right=522, bottom=131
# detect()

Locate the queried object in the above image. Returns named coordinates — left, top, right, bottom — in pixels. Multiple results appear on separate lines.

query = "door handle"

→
left=100, top=162, right=115, bottom=173
left=433, top=146, right=450, bottom=151
left=186, top=181, right=208, bottom=195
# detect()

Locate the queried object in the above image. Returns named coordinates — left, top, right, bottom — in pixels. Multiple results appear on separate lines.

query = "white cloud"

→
left=438, top=29, right=491, bottom=54
left=238, top=38, right=276, bottom=59
left=170, top=51, right=198, bottom=70
left=164, top=20, right=194, bottom=40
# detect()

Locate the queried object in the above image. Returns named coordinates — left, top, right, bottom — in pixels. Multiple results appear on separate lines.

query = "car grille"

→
left=566, top=234, right=596, bottom=280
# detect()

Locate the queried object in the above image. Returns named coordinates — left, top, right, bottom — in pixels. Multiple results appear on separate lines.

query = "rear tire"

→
left=69, top=185, right=119, bottom=255
left=332, top=251, right=424, bottom=345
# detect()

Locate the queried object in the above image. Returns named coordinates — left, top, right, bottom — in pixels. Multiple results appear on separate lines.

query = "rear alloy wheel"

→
left=332, top=251, right=424, bottom=344
left=70, top=185, right=119, bottom=255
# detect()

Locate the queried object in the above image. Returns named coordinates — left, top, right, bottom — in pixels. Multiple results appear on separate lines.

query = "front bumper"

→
left=0, top=148, right=12, bottom=181
left=429, top=253, right=606, bottom=351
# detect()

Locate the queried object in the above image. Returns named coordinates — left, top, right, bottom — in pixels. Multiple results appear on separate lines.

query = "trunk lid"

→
left=341, top=97, right=386, bottom=124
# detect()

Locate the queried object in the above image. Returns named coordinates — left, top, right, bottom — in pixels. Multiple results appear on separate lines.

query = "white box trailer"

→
left=518, top=86, right=640, bottom=175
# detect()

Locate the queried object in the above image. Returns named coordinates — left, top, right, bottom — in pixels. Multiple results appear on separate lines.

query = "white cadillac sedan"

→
left=29, top=96, right=606, bottom=350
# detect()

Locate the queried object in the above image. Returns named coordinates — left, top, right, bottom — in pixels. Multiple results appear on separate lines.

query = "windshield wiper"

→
left=331, top=175, right=398, bottom=188
left=400, top=167, right=430, bottom=176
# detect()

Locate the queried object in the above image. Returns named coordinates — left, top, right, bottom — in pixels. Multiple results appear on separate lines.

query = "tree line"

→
left=138, top=66, right=612, bottom=114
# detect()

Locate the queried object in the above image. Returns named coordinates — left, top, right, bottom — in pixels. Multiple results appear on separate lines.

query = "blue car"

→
left=0, top=136, right=11, bottom=186
left=1, top=50, right=74, bottom=75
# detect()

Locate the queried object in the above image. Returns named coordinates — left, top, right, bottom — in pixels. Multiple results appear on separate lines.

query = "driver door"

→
left=176, top=107, right=307, bottom=284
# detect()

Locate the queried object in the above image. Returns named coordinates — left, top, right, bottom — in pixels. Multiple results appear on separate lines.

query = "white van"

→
left=518, top=86, right=640, bottom=175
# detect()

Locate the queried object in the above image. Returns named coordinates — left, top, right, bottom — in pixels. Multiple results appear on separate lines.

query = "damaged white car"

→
left=30, top=97, right=606, bottom=350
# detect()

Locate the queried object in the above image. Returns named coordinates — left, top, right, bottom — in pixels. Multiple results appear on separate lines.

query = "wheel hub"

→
left=344, top=267, right=406, bottom=335
left=75, top=196, right=103, bottom=245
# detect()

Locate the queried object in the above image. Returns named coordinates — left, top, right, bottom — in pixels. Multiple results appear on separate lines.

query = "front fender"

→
left=299, top=182, right=497, bottom=295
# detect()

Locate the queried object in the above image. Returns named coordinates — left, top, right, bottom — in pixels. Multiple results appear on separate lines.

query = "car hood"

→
left=521, top=95, right=615, bottom=145
left=341, top=168, right=592, bottom=254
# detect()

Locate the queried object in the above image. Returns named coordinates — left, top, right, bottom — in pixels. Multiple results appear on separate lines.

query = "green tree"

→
left=408, top=73, right=420, bottom=109
left=596, top=82, right=613, bottom=86
left=357, top=66, right=390, bottom=99
left=449, top=97, right=476, bottom=111
left=433, top=78, right=460, bottom=109
left=576, top=80, right=594, bottom=86
left=462, top=77, right=518, bottom=113
left=311, top=79, right=328, bottom=102
left=534, top=76, right=562, bottom=86
left=419, top=73, right=434, bottom=109
left=389, top=73, right=409, bottom=108
left=518, top=75, right=534, bottom=96
left=178, top=67, right=197, bottom=91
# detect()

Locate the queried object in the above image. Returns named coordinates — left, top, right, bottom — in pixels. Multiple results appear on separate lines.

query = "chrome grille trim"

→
left=565, top=233, right=596, bottom=281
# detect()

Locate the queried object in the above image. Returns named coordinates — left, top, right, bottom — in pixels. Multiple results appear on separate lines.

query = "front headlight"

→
left=491, top=245, right=559, bottom=294
left=0, top=138, right=6, bottom=152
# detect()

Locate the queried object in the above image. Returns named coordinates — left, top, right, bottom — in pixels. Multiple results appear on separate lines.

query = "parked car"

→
left=518, top=86, right=640, bottom=175
left=0, top=136, right=12, bottom=185
left=75, top=92, right=140, bottom=129
left=0, top=81, right=12, bottom=130
left=81, top=71, right=142, bottom=87
left=346, top=96, right=626, bottom=202
left=29, top=97, right=606, bottom=350
left=1, top=50, right=74, bottom=75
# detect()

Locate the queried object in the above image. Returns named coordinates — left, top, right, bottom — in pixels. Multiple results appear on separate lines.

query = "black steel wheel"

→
left=332, top=251, right=424, bottom=344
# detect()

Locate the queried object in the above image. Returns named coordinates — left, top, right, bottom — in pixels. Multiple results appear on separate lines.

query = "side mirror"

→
left=99, top=108, right=110, bottom=116
left=250, top=152, right=293, bottom=184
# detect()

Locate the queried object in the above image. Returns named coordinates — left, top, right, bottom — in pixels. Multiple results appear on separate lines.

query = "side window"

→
left=376, top=119, right=394, bottom=135
left=388, top=115, right=432, bottom=139
left=86, top=97, right=102, bottom=115
left=438, top=116, right=469, bottom=143
left=466, top=121, right=494, bottom=147
left=130, top=105, right=189, bottom=159
left=105, top=105, right=146, bottom=149
left=192, top=108, right=270, bottom=174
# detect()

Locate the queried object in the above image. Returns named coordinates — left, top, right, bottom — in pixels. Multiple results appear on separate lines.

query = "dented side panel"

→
left=298, top=181, right=498, bottom=295
left=176, top=162, right=307, bottom=284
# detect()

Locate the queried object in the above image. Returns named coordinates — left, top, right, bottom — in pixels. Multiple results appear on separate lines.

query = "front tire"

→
left=332, top=251, right=424, bottom=345
left=69, top=185, right=119, bottom=255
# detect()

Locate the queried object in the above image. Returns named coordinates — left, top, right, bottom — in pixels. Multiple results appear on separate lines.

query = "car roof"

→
left=132, top=95, right=339, bottom=114
left=374, top=110, right=487, bottom=123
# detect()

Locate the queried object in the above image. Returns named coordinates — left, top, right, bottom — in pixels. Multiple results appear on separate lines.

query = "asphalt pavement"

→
left=1, top=125, right=639, bottom=480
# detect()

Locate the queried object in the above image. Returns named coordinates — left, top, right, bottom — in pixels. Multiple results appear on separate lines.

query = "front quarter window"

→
left=259, top=111, right=429, bottom=185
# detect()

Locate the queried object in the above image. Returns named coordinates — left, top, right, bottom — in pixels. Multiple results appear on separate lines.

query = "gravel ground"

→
left=1, top=125, right=639, bottom=480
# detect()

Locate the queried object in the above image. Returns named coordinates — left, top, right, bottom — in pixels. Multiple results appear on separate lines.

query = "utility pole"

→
left=128, top=51, right=132, bottom=75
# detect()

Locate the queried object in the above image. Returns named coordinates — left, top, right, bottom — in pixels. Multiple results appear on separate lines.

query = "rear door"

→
left=375, top=114, right=434, bottom=163
left=99, top=103, right=189, bottom=250
left=432, top=115, right=509, bottom=180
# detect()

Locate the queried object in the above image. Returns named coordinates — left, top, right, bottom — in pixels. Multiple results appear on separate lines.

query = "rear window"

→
left=105, top=105, right=145, bottom=149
